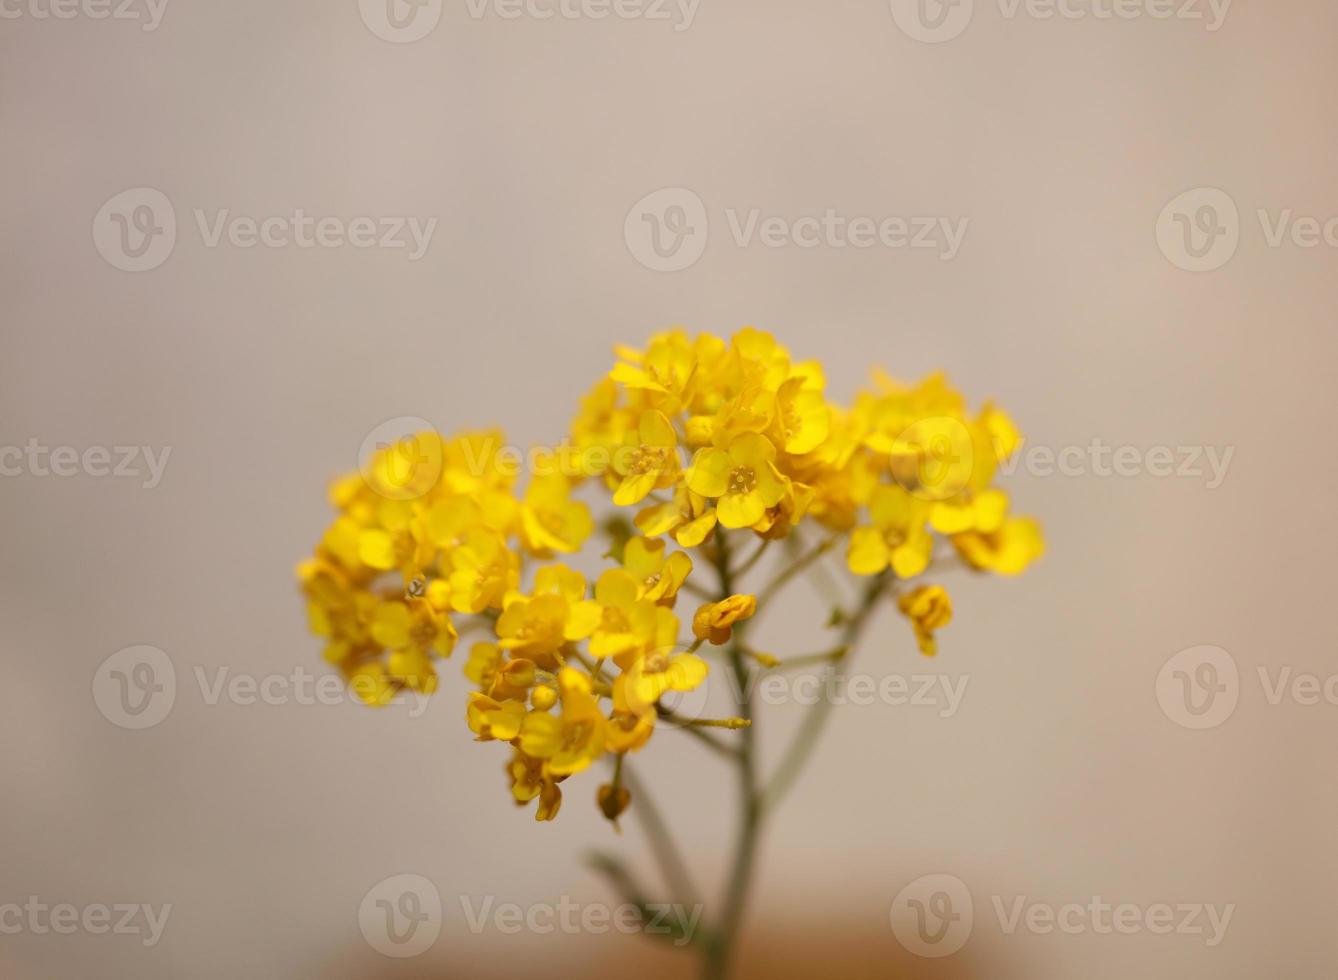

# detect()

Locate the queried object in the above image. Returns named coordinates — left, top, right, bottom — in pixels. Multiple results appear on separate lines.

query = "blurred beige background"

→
left=3, top=1, right=1337, bottom=977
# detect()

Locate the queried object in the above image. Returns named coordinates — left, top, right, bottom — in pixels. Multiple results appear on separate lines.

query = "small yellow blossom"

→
left=692, top=594, right=757, bottom=646
left=519, top=475, right=593, bottom=555
left=622, top=648, right=709, bottom=714
left=622, top=536, right=693, bottom=604
left=846, top=485, right=933, bottom=578
left=897, top=585, right=953, bottom=656
left=687, top=433, right=787, bottom=529
left=518, top=668, right=607, bottom=776
left=635, top=485, right=718, bottom=547
left=612, top=410, right=681, bottom=506
left=953, top=516, right=1045, bottom=576
left=467, top=692, right=526, bottom=740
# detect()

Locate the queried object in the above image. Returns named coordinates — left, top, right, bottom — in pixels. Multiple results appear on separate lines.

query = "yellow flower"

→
left=687, top=432, right=787, bottom=529
left=363, top=431, right=445, bottom=501
left=612, top=410, right=680, bottom=506
left=898, top=585, right=952, bottom=655
left=518, top=668, right=607, bottom=776
left=520, top=475, right=593, bottom=555
left=692, top=594, right=757, bottom=646
left=467, top=692, right=526, bottom=740
left=463, top=641, right=536, bottom=701
left=347, top=661, right=398, bottom=706
left=774, top=376, right=830, bottom=455
left=506, top=748, right=564, bottom=822
left=369, top=598, right=452, bottom=655
left=635, top=485, right=718, bottom=547
left=606, top=680, right=656, bottom=753
left=609, top=331, right=696, bottom=409
left=495, top=593, right=570, bottom=661
left=622, top=648, right=709, bottom=714
left=953, top=516, right=1044, bottom=575
left=846, top=485, right=933, bottom=578
left=622, top=536, right=693, bottom=604
left=929, top=487, right=1009, bottom=536
left=588, top=569, right=679, bottom=667
left=357, top=506, right=433, bottom=579
left=446, top=528, right=519, bottom=613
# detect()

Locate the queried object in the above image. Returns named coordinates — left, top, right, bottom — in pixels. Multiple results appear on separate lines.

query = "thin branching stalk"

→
left=621, top=762, right=701, bottom=907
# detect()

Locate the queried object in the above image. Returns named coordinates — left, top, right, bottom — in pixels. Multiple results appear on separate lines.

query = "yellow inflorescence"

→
left=297, top=328, right=1043, bottom=822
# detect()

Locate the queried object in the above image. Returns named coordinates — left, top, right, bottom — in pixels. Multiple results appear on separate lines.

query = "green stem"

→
left=703, top=532, right=761, bottom=980
left=762, top=572, right=890, bottom=811
left=621, top=761, right=700, bottom=907
left=730, top=537, right=773, bottom=582
left=753, top=533, right=837, bottom=612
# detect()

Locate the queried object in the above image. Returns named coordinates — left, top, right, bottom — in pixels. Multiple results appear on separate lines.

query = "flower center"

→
left=562, top=721, right=592, bottom=752
left=728, top=466, right=757, bottom=494
left=630, top=445, right=669, bottom=475
left=601, top=608, right=631, bottom=633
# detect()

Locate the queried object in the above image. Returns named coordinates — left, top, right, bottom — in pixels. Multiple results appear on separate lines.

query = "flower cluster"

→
left=298, top=328, right=1043, bottom=822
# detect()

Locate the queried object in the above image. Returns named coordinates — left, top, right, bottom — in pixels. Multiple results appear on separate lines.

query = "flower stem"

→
left=754, top=533, right=838, bottom=613
left=703, top=532, right=761, bottom=980
left=762, top=571, right=890, bottom=811
left=621, top=761, right=700, bottom=907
